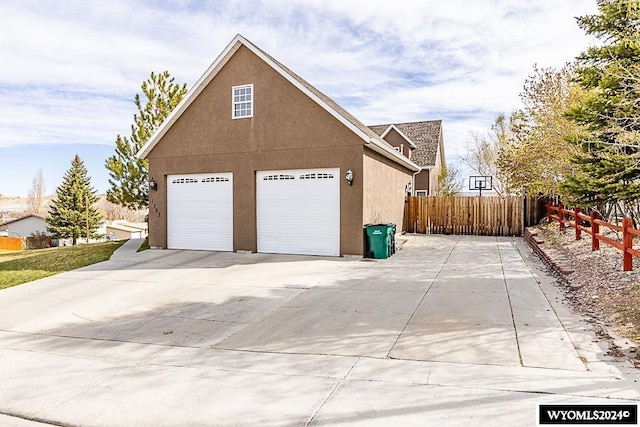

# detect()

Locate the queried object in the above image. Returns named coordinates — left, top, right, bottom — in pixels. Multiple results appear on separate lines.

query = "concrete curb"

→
left=524, top=227, right=575, bottom=286
left=524, top=228, right=640, bottom=367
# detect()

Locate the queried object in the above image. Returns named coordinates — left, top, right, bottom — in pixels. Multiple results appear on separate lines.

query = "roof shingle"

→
left=368, top=121, right=442, bottom=167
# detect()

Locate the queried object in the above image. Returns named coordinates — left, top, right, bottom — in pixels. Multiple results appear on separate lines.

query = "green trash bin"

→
left=364, top=224, right=392, bottom=259
left=377, top=222, right=397, bottom=256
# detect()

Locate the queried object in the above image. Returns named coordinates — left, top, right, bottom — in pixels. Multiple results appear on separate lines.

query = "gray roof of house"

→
left=368, top=120, right=442, bottom=167
left=0, top=214, right=45, bottom=227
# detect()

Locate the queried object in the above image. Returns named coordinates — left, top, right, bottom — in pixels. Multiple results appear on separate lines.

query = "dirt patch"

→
left=532, top=222, right=640, bottom=367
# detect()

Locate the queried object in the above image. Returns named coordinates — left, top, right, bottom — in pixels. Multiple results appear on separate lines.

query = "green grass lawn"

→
left=0, top=241, right=126, bottom=290
left=137, top=237, right=149, bottom=252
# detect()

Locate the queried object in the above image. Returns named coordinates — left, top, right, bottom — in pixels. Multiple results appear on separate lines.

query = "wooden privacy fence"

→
left=0, top=236, right=22, bottom=251
left=547, top=202, right=640, bottom=271
left=404, top=196, right=524, bottom=236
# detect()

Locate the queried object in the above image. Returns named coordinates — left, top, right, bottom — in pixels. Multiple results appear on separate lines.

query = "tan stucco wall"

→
left=147, top=45, right=365, bottom=255
left=362, top=148, right=413, bottom=232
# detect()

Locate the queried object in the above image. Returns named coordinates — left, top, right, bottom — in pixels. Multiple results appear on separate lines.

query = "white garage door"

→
left=257, top=168, right=340, bottom=256
left=167, top=173, right=233, bottom=251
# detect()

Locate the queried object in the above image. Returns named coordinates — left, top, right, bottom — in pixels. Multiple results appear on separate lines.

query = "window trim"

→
left=232, top=84, right=253, bottom=119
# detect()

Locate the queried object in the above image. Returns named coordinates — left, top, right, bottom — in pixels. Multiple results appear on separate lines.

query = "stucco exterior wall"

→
left=147, top=45, right=366, bottom=255
left=362, top=148, right=413, bottom=231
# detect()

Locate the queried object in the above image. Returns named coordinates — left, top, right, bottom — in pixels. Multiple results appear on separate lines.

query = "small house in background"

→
left=105, top=220, right=148, bottom=241
left=0, top=214, right=48, bottom=238
left=368, top=121, right=446, bottom=196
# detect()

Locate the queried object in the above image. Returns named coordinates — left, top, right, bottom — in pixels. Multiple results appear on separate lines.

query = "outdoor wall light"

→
left=149, top=177, right=158, bottom=192
left=345, top=169, right=354, bottom=186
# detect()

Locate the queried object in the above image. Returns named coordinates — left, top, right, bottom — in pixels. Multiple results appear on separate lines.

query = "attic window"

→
left=232, top=84, right=253, bottom=119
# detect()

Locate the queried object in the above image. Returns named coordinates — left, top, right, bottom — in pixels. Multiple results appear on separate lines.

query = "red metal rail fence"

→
left=546, top=201, right=640, bottom=271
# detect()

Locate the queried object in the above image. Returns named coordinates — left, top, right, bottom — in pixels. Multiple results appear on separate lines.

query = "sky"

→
left=0, top=0, right=599, bottom=197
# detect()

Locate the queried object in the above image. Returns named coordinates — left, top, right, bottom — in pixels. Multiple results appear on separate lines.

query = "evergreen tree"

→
left=46, top=155, right=102, bottom=245
left=106, top=71, right=187, bottom=210
left=561, top=0, right=640, bottom=207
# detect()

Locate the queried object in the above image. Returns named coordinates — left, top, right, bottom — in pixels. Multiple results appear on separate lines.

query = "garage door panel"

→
left=167, top=173, right=233, bottom=251
left=257, top=168, right=339, bottom=256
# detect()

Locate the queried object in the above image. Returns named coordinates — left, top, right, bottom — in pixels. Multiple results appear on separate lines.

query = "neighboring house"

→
left=368, top=121, right=446, bottom=196
left=0, top=214, right=48, bottom=238
left=106, top=220, right=148, bottom=241
left=137, top=34, right=428, bottom=257
left=96, top=219, right=148, bottom=241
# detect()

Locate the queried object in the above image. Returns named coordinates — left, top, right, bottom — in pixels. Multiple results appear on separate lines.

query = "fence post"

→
left=590, top=211, right=599, bottom=251
left=546, top=201, right=553, bottom=223
left=558, top=203, right=565, bottom=232
left=623, top=216, right=633, bottom=272
left=575, top=207, right=581, bottom=240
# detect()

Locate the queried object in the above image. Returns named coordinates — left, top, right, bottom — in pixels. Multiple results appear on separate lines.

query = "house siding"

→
left=362, top=148, right=413, bottom=232
left=106, top=226, right=143, bottom=241
left=381, top=128, right=408, bottom=158
left=147, top=45, right=366, bottom=255
left=429, top=142, right=443, bottom=195
left=431, top=127, right=445, bottom=195
left=415, top=171, right=430, bottom=194
left=430, top=167, right=439, bottom=195
left=1, top=216, right=48, bottom=237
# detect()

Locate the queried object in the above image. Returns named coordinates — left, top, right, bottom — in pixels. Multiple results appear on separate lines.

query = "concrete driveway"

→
left=0, top=235, right=638, bottom=426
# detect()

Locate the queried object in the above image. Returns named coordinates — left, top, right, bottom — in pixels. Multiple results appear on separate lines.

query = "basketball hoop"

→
left=469, top=176, right=493, bottom=196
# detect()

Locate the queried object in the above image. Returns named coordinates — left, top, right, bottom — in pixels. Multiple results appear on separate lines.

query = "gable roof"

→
left=136, top=34, right=419, bottom=172
left=378, top=124, right=417, bottom=149
left=111, top=220, right=148, bottom=231
left=106, top=223, right=145, bottom=233
left=368, top=120, right=443, bottom=168
left=0, top=214, right=45, bottom=228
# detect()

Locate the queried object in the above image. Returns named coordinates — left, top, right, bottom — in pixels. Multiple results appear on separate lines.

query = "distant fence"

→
left=24, top=235, right=51, bottom=250
left=404, top=196, right=533, bottom=236
left=547, top=202, right=640, bottom=271
left=0, top=236, right=22, bottom=251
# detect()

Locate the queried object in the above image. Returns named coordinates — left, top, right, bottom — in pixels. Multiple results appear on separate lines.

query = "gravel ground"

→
left=535, top=221, right=640, bottom=366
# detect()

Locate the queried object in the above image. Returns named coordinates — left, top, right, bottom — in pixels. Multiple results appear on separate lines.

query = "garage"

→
left=139, top=35, right=420, bottom=255
left=167, top=173, right=233, bottom=251
left=256, top=168, right=340, bottom=256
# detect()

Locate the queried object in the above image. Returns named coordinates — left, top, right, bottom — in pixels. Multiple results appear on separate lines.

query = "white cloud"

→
left=0, top=0, right=599, bottom=156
